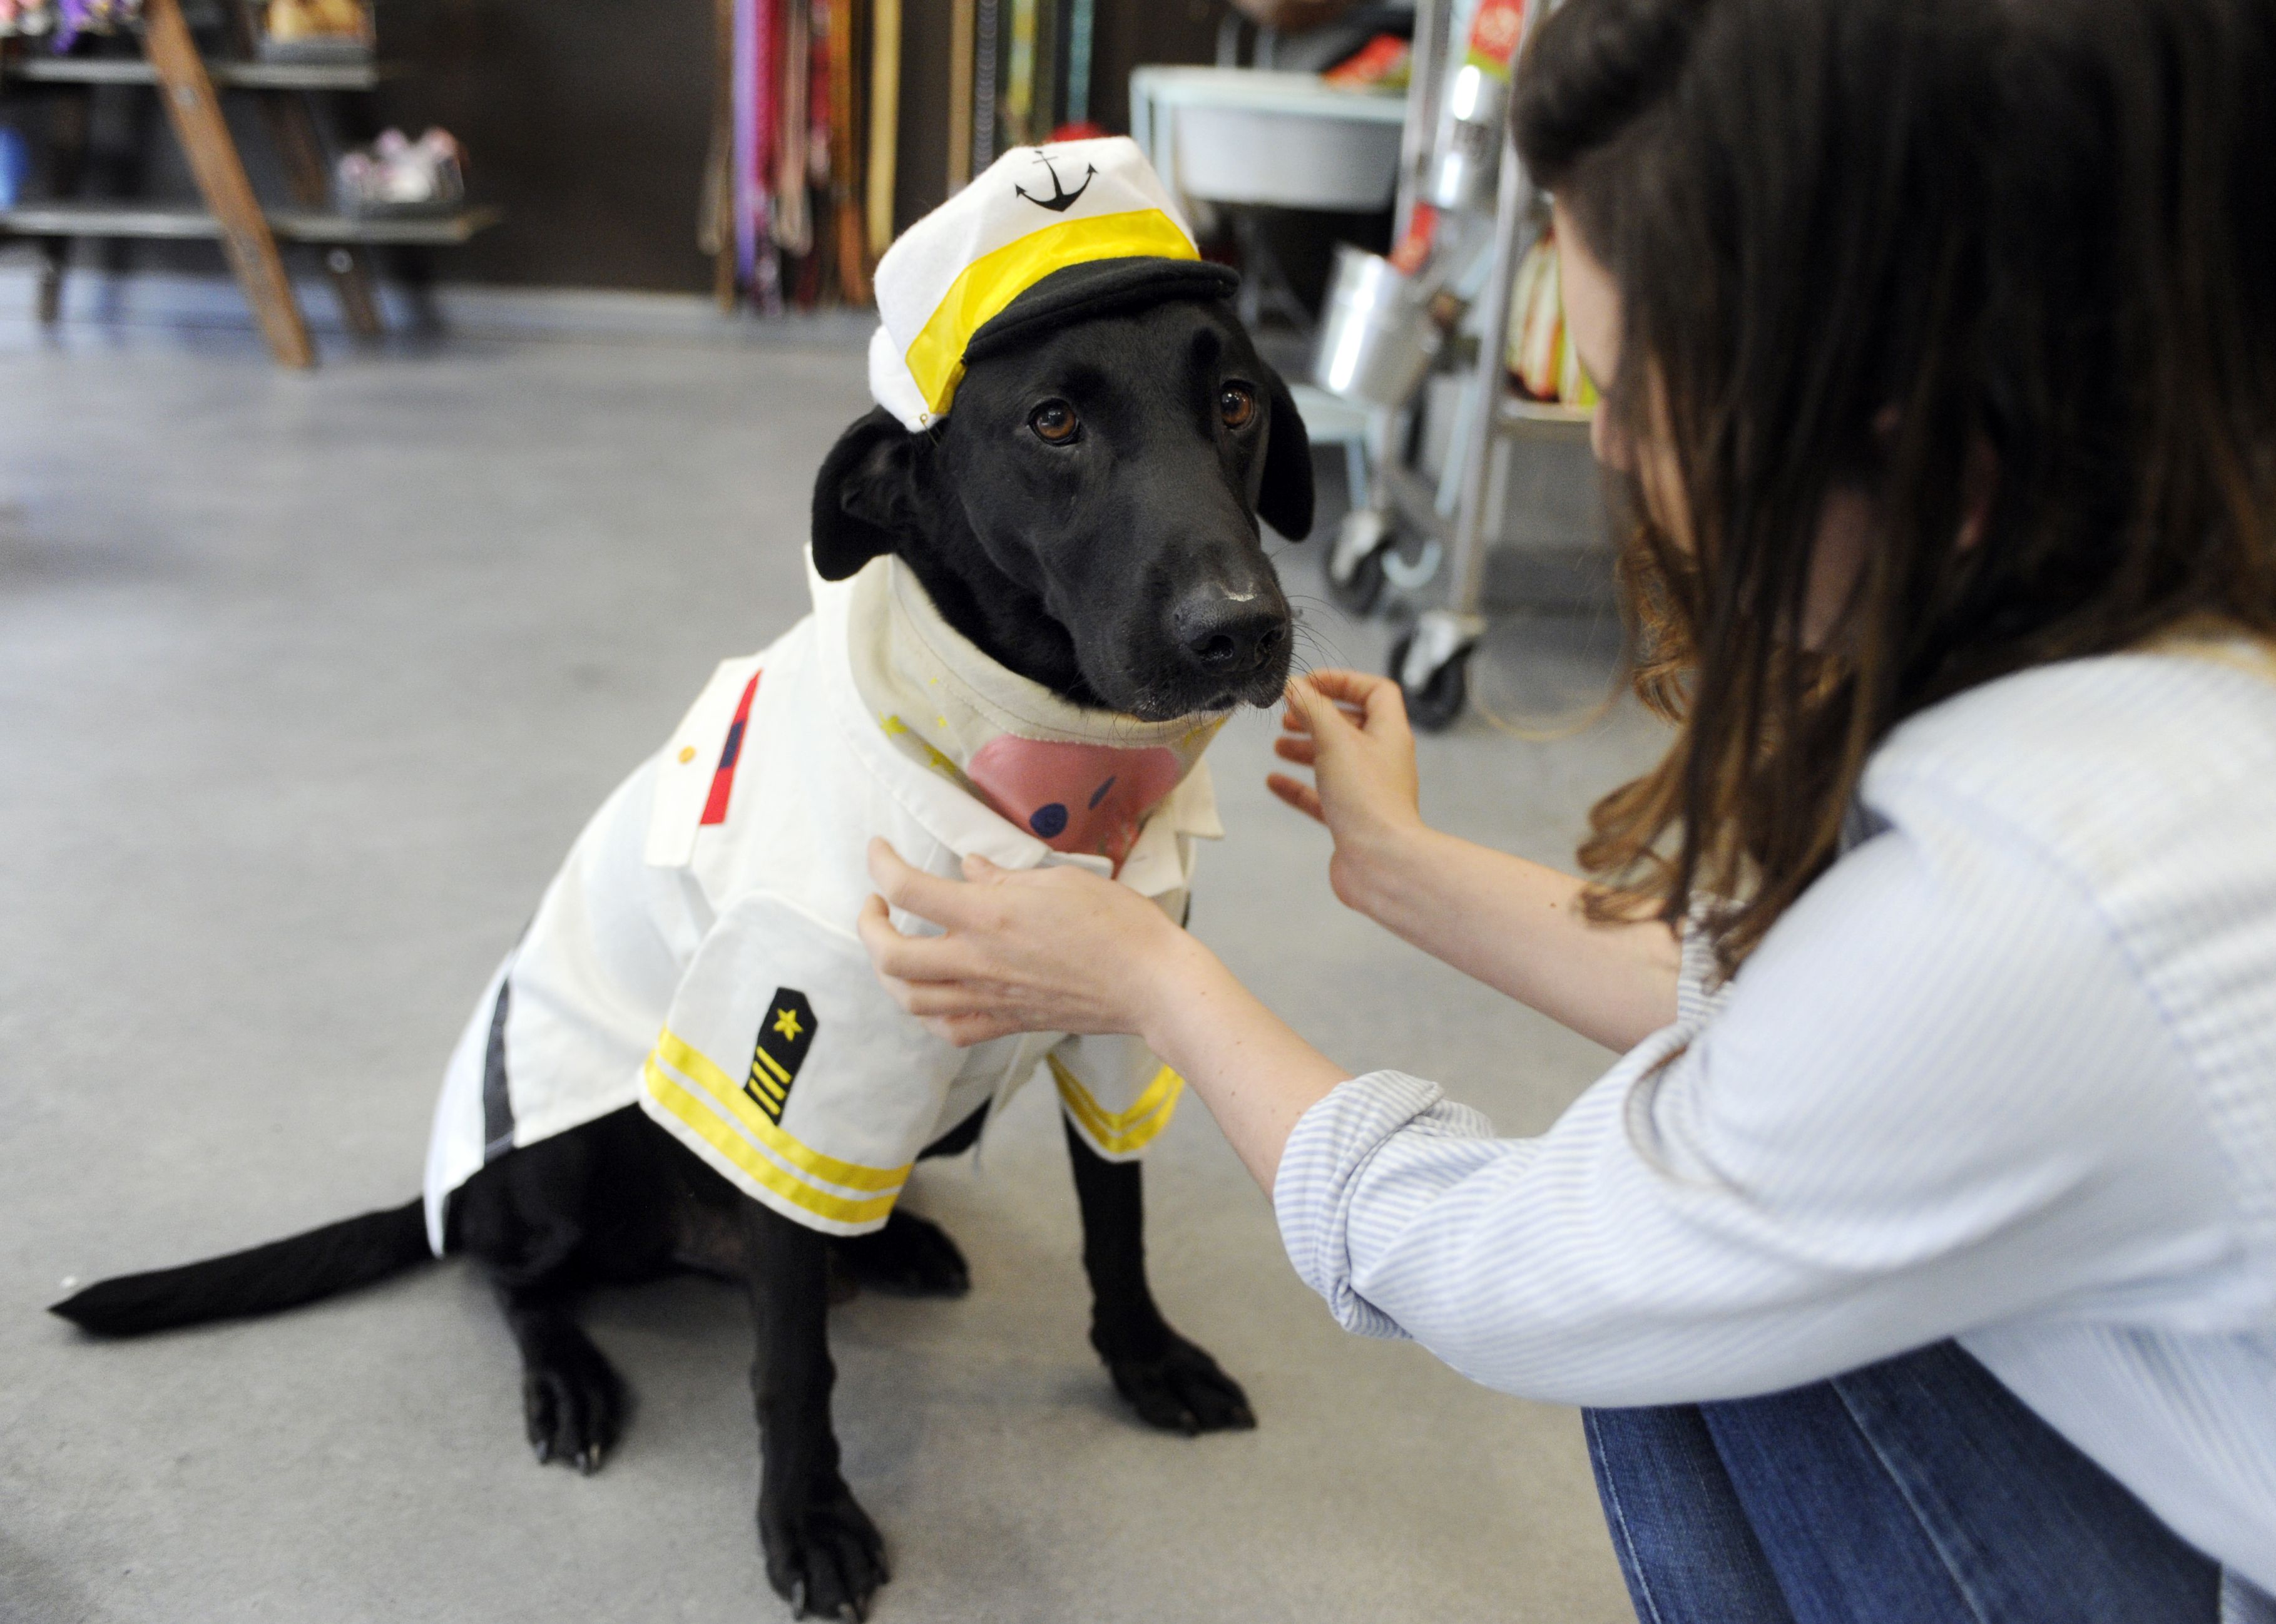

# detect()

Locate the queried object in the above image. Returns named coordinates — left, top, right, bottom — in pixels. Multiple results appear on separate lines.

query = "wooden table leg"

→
left=216, top=0, right=379, bottom=339
left=36, top=241, right=66, bottom=325
left=142, top=0, right=314, bottom=367
left=36, top=87, right=94, bottom=324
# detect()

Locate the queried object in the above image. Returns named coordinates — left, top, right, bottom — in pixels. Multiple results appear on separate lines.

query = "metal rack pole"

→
left=1392, top=0, right=1452, bottom=247
left=1377, top=0, right=1454, bottom=507
left=1447, top=118, right=1533, bottom=619
left=1393, top=0, right=1558, bottom=722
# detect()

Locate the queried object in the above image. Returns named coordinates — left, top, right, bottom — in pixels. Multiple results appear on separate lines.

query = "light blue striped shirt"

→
left=1275, top=648, right=2276, bottom=1600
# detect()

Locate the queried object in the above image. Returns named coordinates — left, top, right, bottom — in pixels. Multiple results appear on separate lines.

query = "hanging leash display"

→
left=864, top=0, right=899, bottom=260
left=826, top=0, right=867, bottom=304
left=710, top=0, right=1105, bottom=310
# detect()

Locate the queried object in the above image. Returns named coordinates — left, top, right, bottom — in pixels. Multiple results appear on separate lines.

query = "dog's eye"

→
left=1219, top=383, right=1258, bottom=430
left=1028, top=400, right=1080, bottom=445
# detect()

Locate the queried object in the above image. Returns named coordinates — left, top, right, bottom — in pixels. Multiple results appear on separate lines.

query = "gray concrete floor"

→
left=0, top=319, right=1665, bottom=1624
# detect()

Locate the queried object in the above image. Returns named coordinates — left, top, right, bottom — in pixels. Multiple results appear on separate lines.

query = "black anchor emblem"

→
left=1014, top=152, right=1096, bottom=213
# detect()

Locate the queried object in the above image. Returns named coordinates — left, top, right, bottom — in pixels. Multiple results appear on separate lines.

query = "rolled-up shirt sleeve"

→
left=1270, top=795, right=2235, bottom=1408
left=1273, top=1071, right=1510, bottom=1340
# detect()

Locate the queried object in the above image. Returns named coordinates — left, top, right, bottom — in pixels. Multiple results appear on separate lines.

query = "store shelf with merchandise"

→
left=0, top=198, right=495, bottom=243
left=1, top=50, right=395, bottom=88
left=0, top=0, right=494, bottom=365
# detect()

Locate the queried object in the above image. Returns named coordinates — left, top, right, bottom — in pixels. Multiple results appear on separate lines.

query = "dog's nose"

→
left=1173, top=589, right=1287, bottom=675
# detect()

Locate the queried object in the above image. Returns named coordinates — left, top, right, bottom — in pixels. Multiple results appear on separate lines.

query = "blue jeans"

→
left=1585, top=1341, right=2220, bottom=1623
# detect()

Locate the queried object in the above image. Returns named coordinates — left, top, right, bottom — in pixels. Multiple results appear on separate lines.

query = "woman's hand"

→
left=1271, top=672, right=1681, bottom=1051
left=857, top=839, right=1211, bottom=1050
left=858, top=839, right=1352, bottom=1193
left=1267, top=670, right=1428, bottom=911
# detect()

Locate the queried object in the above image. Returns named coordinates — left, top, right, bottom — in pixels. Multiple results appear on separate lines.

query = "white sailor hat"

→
left=867, top=135, right=1239, bottom=431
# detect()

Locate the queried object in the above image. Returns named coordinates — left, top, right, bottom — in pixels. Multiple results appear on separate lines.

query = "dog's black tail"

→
left=49, top=1197, right=432, bottom=1337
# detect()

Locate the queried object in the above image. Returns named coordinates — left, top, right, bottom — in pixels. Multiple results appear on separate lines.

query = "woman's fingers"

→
left=1282, top=698, right=1345, bottom=733
left=859, top=840, right=1171, bottom=1043
left=1284, top=678, right=1367, bottom=723
left=854, top=892, right=901, bottom=961
left=1359, top=673, right=1412, bottom=737
left=855, top=892, right=1013, bottom=988
left=874, top=971, right=1021, bottom=1045
left=1277, top=670, right=1426, bottom=848
left=1285, top=679, right=1363, bottom=753
left=1299, top=668, right=1395, bottom=708
left=865, top=947, right=1061, bottom=1047
left=1299, top=668, right=1410, bottom=739
left=855, top=894, right=976, bottom=984
left=860, top=899, right=1027, bottom=1038
left=1265, top=772, right=1326, bottom=823
left=961, top=850, right=1011, bottom=883
left=922, top=1012, right=1025, bottom=1048
left=866, top=837, right=985, bottom=929
left=893, top=977, right=1019, bottom=1017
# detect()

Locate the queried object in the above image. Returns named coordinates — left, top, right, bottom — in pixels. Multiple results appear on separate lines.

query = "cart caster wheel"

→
left=1391, top=630, right=1472, bottom=733
left=1327, top=509, right=1393, bottom=617
left=1331, top=544, right=1389, bottom=616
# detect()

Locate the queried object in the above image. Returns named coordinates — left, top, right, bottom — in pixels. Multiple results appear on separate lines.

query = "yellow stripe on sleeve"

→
left=653, top=1028, right=912, bottom=1194
left=644, top=1061, right=900, bottom=1228
left=902, top=208, right=1199, bottom=419
left=1049, top=1055, right=1185, bottom=1156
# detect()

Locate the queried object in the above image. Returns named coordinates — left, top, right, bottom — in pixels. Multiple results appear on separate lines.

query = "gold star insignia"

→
left=772, top=1006, right=803, bottom=1043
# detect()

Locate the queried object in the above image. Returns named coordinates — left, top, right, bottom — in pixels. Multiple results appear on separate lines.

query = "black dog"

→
left=53, top=270, right=1314, bottom=1622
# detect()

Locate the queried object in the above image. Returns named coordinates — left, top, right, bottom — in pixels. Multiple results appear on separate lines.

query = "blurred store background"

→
left=0, top=0, right=1617, bottom=727
left=0, top=12, right=1643, bottom=1615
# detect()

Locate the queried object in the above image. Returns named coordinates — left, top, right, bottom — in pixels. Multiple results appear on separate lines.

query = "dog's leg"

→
left=822, top=1104, right=984, bottom=1297
left=1063, top=1116, right=1255, bottom=1435
left=498, top=1280, right=626, bottom=1474
left=459, top=1124, right=638, bottom=1475
left=828, top=1207, right=971, bottom=1297
left=745, top=1200, right=887, bottom=1621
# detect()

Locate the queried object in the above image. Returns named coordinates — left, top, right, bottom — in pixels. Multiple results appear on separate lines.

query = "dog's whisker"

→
left=1288, top=626, right=1352, bottom=677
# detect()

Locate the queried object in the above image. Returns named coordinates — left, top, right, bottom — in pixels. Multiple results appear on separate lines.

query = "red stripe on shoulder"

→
left=700, top=672, right=762, bottom=826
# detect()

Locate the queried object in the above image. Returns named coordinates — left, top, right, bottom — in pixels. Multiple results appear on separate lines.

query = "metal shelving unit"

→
left=0, top=0, right=493, bottom=365
left=1320, top=0, right=1592, bottom=730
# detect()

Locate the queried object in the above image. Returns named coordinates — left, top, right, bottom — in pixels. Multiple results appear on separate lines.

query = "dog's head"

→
left=810, top=267, right=1314, bottom=720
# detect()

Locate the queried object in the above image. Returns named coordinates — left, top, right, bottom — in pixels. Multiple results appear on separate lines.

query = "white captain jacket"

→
left=422, top=552, right=1222, bottom=1253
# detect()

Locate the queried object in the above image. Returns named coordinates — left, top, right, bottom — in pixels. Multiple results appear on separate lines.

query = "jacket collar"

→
left=814, top=553, right=1223, bottom=880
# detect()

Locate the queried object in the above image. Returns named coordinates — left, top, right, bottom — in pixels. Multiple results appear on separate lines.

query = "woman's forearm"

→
left=1140, top=932, right=1352, bottom=1192
left=1267, top=671, right=1678, bottom=1049
left=1335, top=826, right=1680, bottom=1053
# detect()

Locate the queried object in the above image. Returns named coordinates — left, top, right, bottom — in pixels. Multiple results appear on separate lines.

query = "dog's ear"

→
left=1255, top=365, right=1315, bottom=542
left=812, top=406, right=924, bottom=581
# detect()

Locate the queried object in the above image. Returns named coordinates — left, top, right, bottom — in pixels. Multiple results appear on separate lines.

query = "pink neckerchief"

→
left=845, top=558, right=1225, bottom=873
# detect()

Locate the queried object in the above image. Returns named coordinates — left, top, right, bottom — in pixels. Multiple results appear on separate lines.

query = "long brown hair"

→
left=1513, top=0, right=2276, bottom=973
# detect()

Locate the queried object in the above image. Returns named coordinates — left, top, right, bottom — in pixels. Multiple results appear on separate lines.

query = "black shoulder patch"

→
left=746, top=988, right=817, bottom=1122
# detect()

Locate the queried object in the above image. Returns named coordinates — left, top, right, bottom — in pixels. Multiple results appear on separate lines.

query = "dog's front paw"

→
left=1099, top=1329, right=1256, bottom=1436
left=829, top=1208, right=971, bottom=1297
left=760, top=1477, right=889, bottom=1621
left=520, top=1325, right=626, bottom=1474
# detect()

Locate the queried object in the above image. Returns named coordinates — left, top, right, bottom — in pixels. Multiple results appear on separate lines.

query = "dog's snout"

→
left=1173, top=589, right=1287, bottom=675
